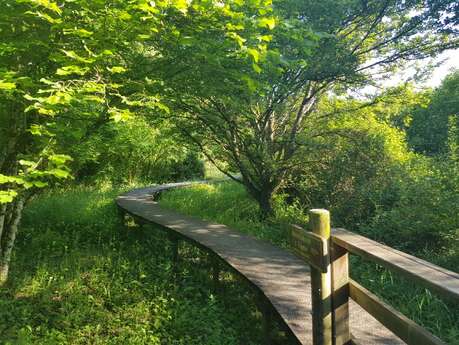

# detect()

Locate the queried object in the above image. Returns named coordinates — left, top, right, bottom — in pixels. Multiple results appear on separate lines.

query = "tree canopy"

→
left=152, top=0, right=459, bottom=215
left=1, top=0, right=458, bottom=283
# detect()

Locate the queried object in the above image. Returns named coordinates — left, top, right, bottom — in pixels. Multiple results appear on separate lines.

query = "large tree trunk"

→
left=0, top=196, right=25, bottom=286
left=245, top=183, right=276, bottom=220
left=256, top=192, right=274, bottom=219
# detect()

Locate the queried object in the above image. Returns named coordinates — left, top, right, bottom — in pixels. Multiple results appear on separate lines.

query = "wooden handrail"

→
left=290, top=218, right=458, bottom=345
left=331, top=228, right=459, bottom=302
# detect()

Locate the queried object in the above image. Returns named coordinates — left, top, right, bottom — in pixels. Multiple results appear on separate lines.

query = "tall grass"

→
left=0, top=186, right=274, bottom=345
left=160, top=181, right=459, bottom=345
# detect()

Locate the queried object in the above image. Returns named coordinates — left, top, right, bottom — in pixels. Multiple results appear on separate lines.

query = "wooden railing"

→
left=290, top=209, right=459, bottom=345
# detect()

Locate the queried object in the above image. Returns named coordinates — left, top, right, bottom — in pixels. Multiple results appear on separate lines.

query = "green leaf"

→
left=252, top=63, right=262, bottom=73
left=257, top=35, right=272, bottom=42
left=0, top=174, right=25, bottom=185
left=83, top=95, right=105, bottom=103
left=136, top=2, right=159, bottom=14
left=107, top=66, right=127, bottom=74
left=61, top=50, right=95, bottom=64
left=56, top=65, right=90, bottom=76
left=32, top=181, right=48, bottom=188
left=226, top=32, right=246, bottom=48
left=63, top=28, right=94, bottom=38
left=45, top=92, right=72, bottom=105
left=247, top=48, right=260, bottom=63
left=242, top=75, right=257, bottom=92
left=108, top=107, right=133, bottom=122
left=28, top=124, right=48, bottom=136
left=31, top=0, right=62, bottom=14
left=48, top=168, right=70, bottom=179
left=49, top=154, right=73, bottom=165
left=258, top=17, right=276, bottom=30
left=137, top=34, right=151, bottom=40
left=174, top=0, right=188, bottom=14
left=39, top=78, right=55, bottom=85
left=19, top=160, right=36, bottom=167
left=0, top=190, right=18, bottom=204
left=37, top=107, right=56, bottom=116
left=25, top=10, right=62, bottom=24
left=0, top=81, right=16, bottom=90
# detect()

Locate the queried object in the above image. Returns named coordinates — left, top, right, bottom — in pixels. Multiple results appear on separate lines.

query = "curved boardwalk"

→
left=116, top=182, right=405, bottom=345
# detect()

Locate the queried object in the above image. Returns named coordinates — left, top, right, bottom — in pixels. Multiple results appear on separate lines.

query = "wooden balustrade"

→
left=290, top=209, right=459, bottom=345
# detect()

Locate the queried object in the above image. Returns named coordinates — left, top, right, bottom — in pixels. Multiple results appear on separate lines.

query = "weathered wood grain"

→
left=290, top=224, right=328, bottom=273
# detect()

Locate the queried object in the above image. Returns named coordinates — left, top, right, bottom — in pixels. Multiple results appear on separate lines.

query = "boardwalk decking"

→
left=116, top=182, right=406, bottom=345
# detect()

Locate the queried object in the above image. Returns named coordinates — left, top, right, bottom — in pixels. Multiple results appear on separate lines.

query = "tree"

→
left=406, top=70, right=459, bottom=155
left=0, top=0, right=183, bottom=284
left=151, top=0, right=459, bottom=217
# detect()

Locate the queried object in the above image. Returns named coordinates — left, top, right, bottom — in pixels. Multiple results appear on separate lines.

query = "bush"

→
left=360, top=156, right=459, bottom=260
left=66, top=117, right=204, bottom=185
left=288, top=108, right=412, bottom=228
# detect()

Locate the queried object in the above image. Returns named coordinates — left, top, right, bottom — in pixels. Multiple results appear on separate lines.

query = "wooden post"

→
left=257, top=292, right=273, bottom=345
left=309, top=209, right=332, bottom=345
left=117, top=206, right=126, bottom=227
left=331, top=241, right=351, bottom=345
left=169, top=233, right=179, bottom=274
left=211, top=258, right=220, bottom=293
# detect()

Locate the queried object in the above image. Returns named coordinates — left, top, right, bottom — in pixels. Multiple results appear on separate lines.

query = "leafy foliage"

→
left=405, top=70, right=459, bottom=155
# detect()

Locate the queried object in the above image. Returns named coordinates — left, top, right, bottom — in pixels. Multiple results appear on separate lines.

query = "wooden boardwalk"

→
left=116, top=183, right=406, bottom=345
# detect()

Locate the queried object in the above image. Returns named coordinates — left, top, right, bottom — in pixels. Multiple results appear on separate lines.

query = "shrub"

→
left=67, top=117, right=204, bottom=185
left=360, top=156, right=459, bottom=259
left=287, top=108, right=412, bottom=228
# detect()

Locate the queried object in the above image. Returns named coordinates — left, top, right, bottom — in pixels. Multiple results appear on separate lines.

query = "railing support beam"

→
left=331, top=242, right=351, bottom=344
left=169, top=233, right=179, bottom=274
left=212, top=257, right=220, bottom=293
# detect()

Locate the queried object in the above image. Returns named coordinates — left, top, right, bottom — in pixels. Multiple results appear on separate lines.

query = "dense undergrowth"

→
left=0, top=185, right=292, bottom=345
left=160, top=182, right=459, bottom=345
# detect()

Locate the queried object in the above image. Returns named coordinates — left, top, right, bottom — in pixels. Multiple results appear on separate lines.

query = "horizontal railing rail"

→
left=331, top=228, right=459, bottom=303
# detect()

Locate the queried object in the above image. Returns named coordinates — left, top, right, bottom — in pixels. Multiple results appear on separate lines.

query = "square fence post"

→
left=309, top=209, right=333, bottom=345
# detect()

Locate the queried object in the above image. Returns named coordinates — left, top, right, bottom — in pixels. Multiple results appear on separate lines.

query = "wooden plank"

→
left=330, top=242, right=351, bottom=345
left=349, top=280, right=445, bottom=345
left=290, top=224, right=328, bottom=272
left=332, top=228, right=459, bottom=302
left=309, top=209, right=333, bottom=345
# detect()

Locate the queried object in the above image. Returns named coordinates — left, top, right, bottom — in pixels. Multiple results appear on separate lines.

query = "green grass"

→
left=159, top=182, right=308, bottom=249
left=160, top=181, right=459, bottom=345
left=0, top=185, right=285, bottom=345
